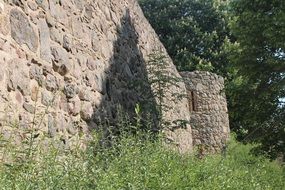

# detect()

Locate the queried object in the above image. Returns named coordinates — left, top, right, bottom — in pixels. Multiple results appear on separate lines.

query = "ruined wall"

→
left=0, top=0, right=192, bottom=152
left=180, top=71, right=230, bottom=154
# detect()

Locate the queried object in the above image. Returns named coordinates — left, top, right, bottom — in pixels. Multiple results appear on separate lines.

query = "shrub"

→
left=0, top=131, right=284, bottom=190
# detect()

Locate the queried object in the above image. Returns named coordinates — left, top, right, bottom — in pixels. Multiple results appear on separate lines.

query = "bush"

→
left=0, top=131, right=284, bottom=190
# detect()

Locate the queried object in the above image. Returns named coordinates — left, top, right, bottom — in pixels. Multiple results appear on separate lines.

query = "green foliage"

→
left=139, top=0, right=231, bottom=73
left=131, top=49, right=189, bottom=131
left=0, top=132, right=284, bottom=190
left=227, top=0, right=285, bottom=159
left=146, top=50, right=185, bottom=129
left=140, top=0, right=285, bottom=160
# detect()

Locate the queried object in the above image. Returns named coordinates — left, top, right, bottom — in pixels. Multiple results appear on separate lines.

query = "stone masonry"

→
left=181, top=71, right=230, bottom=154
left=0, top=0, right=192, bottom=152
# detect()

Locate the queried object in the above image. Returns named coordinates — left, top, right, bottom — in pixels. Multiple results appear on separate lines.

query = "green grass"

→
left=0, top=132, right=284, bottom=190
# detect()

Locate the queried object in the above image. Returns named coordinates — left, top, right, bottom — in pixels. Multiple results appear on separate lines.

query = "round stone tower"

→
left=180, top=71, right=230, bottom=154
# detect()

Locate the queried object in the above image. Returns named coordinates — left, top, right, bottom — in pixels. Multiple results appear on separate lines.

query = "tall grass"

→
left=0, top=130, right=284, bottom=190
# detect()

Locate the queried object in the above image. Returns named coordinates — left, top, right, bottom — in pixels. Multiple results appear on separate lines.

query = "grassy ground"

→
left=0, top=132, right=284, bottom=190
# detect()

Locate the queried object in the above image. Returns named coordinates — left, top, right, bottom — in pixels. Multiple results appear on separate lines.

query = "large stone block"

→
left=10, top=8, right=38, bottom=52
left=39, top=18, right=52, bottom=62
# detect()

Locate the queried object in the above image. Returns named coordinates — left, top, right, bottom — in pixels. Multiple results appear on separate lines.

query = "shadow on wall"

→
left=90, top=9, right=158, bottom=144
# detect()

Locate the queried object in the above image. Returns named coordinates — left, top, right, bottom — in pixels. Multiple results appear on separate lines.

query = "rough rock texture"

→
left=0, top=0, right=192, bottom=152
left=180, top=71, right=230, bottom=154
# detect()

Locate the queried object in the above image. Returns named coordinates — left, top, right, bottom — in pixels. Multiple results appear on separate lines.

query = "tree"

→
left=228, top=0, right=285, bottom=159
left=146, top=50, right=188, bottom=131
left=139, top=0, right=232, bottom=74
left=140, top=0, right=285, bottom=159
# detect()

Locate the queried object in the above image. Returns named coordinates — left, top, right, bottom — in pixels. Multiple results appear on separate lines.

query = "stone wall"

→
left=180, top=71, right=230, bottom=154
left=0, top=0, right=192, bottom=152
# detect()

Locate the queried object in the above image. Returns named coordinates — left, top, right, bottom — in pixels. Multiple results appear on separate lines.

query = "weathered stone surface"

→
left=50, top=27, right=62, bottom=44
left=45, top=74, right=58, bottom=91
left=39, top=18, right=51, bottom=62
left=0, top=66, right=5, bottom=82
left=63, top=35, right=72, bottom=52
left=27, top=1, right=38, bottom=11
left=78, top=88, right=92, bottom=101
left=67, top=121, right=77, bottom=135
left=86, top=57, right=97, bottom=71
left=14, top=90, right=23, bottom=105
left=30, top=79, right=39, bottom=101
left=9, top=0, right=24, bottom=8
left=72, top=61, right=82, bottom=79
left=68, top=96, right=81, bottom=116
left=23, top=102, right=35, bottom=114
left=64, top=83, right=78, bottom=99
left=80, top=101, right=93, bottom=121
left=180, top=71, right=230, bottom=154
left=48, top=114, right=56, bottom=137
left=0, top=15, right=9, bottom=35
left=36, top=0, right=49, bottom=11
left=46, top=13, right=55, bottom=27
left=10, top=8, right=38, bottom=52
left=30, top=64, right=44, bottom=86
left=49, top=0, right=58, bottom=19
left=51, top=45, right=69, bottom=64
left=0, top=0, right=4, bottom=13
left=59, top=94, right=68, bottom=112
left=0, top=0, right=199, bottom=153
left=7, top=59, right=30, bottom=96
left=58, top=60, right=72, bottom=76
left=41, top=89, right=53, bottom=106
left=93, top=91, right=103, bottom=108
left=50, top=45, right=72, bottom=76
